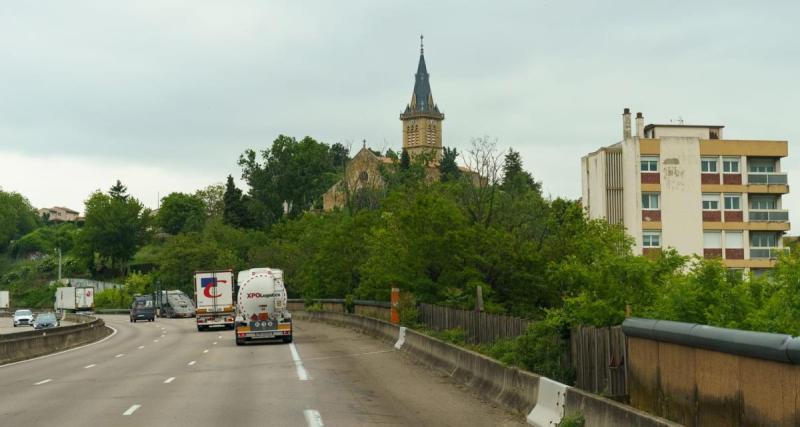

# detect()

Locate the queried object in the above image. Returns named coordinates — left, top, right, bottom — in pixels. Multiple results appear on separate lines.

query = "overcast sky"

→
left=1, top=1, right=799, bottom=227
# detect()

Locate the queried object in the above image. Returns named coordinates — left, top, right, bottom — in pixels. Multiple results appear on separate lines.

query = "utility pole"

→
left=57, top=247, right=62, bottom=283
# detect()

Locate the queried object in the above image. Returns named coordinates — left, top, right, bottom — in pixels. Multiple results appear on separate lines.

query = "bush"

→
left=94, top=288, right=133, bottom=309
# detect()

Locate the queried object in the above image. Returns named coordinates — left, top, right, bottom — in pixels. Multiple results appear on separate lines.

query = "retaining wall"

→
left=0, top=314, right=111, bottom=365
left=298, top=311, right=678, bottom=427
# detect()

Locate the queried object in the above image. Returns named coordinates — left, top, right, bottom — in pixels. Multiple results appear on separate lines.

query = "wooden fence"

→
left=570, top=325, right=627, bottom=397
left=417, top=303, right=531, bottom=345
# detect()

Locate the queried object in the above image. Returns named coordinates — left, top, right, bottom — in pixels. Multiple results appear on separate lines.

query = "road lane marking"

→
left=154, top=339, right=159, bottom=342
left=84, top=364, right=96, bottom=369
left=0, top=325, right=117, bottom=369
left=123, top=404, right=141, bottom=416
left=217, top=335, right=222, bottom=339
left=164, top=377, right=175, bottom=384
left=138, top=345, right=145, bottom=350
left=213, top=342, right=217, bottom=345
left=188, top=360, right=196, bottom=366
left=289, top=343, right=309, bottom=381
left=115, top=353, right=125, bottom=358
left=203, top=349, right=209, bottom=354
left=34, top=379, right=52, bottom=385
left=304, top=409, right=324, bottom=427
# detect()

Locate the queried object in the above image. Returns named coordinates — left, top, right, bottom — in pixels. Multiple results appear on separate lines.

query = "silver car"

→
left=13, top=309, right=34, bottom=327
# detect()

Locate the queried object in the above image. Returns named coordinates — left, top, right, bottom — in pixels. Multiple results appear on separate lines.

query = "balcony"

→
left=748, top=173, right=788, bottom=185
left=748, top=209, right=789, bottom=222
left=749, top=247, right=789, bottom=259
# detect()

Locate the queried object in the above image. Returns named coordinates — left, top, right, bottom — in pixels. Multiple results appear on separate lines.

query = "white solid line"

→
left=123, top=404, right=141, bottom=416
left=84, top=364, right=96, bottom=369
left=0, top=325, right=118, bottom=369
left=115, top=353, right=124, bottom=358
left=289, top=343, right=309, bottom=381
left=203, top=349, right=208, bottom=354
left=304, top=409, right=324, bottom=427
left=164, top=377, right=175, bottom=384
left=138, top=345, right=145, bottom=350
left=188, top=360, right=196, bottom=366
left=34, top=379, right=52, bottom=385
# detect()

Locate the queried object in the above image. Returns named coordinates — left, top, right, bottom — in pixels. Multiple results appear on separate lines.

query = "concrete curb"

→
left=298, top=311, right=681, bottom=427
left=0, top=314, right=112, bottom=365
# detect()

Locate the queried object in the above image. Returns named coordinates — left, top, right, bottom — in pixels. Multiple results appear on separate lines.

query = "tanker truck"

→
left=234, top=268, right=292, bottom=345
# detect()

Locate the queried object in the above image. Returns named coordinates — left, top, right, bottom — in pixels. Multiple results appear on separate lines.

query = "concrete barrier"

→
left=0, top=314, right=112, bottom=365
left=298, top=311, right=678, bottom=426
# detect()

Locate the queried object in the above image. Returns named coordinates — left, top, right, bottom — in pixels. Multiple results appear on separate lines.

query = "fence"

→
left=417, top=303, right=531, bottom=345
left=570, top=325, right=627, bottom=398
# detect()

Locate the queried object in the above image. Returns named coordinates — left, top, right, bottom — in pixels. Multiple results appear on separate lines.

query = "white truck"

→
left=54, top=287, right=94, bottom=312
left=234, top=268, right=292, bottom=345
left=194, top=270, right=235, bottom=331
left=0, top=290, right=9, bottom=311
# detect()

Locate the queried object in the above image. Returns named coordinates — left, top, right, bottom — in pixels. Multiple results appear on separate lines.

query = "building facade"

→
left=38, top=206, right=80, bottom=222
left=582, top=109, right=790, bottom=274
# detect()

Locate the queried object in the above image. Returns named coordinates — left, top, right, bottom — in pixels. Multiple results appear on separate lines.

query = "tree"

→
left=501, top=149, right=540, bottom=196
left=331, top=142, right=349, bottom=169
left=461, top=137, right=502, bottom=227
left=157, top=192, right=206, bottom=234
left=109, top=180, right=129, bottom=201
left=194, top=183, right=226, bottom=217
left=80, top=187, right=150, bottom=274
left=0, top=189, right=40, bottom=252
left=400, top=149, right=410, bottom=171
left=440, top=147, right=461, bottom=182
left=222, top=175, right=253, bottom=228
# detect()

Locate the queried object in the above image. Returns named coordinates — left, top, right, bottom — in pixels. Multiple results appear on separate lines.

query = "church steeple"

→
left=401, top=35, right=444, bottom=160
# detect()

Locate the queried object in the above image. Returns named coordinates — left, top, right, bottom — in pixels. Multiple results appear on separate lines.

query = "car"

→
left=130, top=295, right=155, bottom=322
left=13, top=309, right=34, bottom=327
left=33, top=312, right=59, bottom=329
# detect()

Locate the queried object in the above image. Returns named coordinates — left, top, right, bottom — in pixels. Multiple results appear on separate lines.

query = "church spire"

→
left=400, top=36, right=444, bottom=161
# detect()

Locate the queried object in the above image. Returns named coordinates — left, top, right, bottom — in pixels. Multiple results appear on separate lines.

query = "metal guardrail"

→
left=748, top=209, right=789, bottom=222
left=748, top=173, right=788, bottom=185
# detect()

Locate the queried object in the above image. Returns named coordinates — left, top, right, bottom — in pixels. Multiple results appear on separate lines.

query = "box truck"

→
left=234, top=268, right=292, bottom=345
left=54, top=287, right=94, bottom=312
left=0, top=290, right=9, bottom=311
left=194, top=270, right=234, bottom=331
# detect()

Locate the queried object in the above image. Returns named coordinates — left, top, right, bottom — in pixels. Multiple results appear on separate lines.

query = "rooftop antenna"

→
left=420, top=34, right=424, bottom=54
left=670, top=116, right=685, bottom=125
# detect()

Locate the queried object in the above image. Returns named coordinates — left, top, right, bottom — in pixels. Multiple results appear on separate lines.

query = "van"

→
left=130, top=295, right=155, bottom=322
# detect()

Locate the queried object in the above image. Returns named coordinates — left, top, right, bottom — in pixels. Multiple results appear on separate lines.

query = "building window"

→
left=642, top=231, right=661, bottom=248
left=640, top=156, right=659, bottom=172
left=751, top=232, right=778, bottom=248
left=722, top=158, right=740, bottom=173
left=359, top=171, right=369, bottom=182
left=750, top=196, right=777, bottom=210
left=703, top=231, right=722, bottom=249
left=642, top=193, right=660, bottom=210
left=725, top=231, right=743, bottom=249
left=723, top=194, right=741, bottom=210
left=749, top=159, right=776, bottom=173
left=701, top=157, right=718, bottom=173
left=702, top=193, right=720, bottom=210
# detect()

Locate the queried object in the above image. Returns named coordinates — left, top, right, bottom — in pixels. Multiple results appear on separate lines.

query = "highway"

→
left=0, top=315, right=73, bottom=334
left=0, top=315, right=526, bottom=426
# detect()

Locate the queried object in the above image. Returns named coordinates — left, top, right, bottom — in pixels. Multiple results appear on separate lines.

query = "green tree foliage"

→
left=11, top=223, right=80, bottom=258
left=0, top=189, right=40, bottom=252
left=239, top=135, right=339, bottom=222
left=80, top=184, right=150, bottom=274
left=194, top=183, right=226, bottom=217
left=331, top=142, right=349, bottom=169
left=501, top=149, right=540, bottom=195
left=157, top=192, right=206, bottom=234
left=222, top=175, right=253, bottom=228
left=439, top=146, right=461, bottom=182
left=400, top=149, right=410, bottom=171
left=109, top=180, right=129, bottom=201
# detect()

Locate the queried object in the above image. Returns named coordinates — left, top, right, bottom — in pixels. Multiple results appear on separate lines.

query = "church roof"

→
left=403, top=36, right=442, bottom=117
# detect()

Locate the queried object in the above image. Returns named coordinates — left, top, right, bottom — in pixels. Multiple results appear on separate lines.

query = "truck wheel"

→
left=197, top=325, right=203, bottom=332
left=235, top=338, right=244, bottom=346
left=282, top=336, right=293, bottom=344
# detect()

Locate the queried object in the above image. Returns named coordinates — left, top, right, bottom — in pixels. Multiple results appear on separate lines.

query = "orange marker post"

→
left=390, top=287, right=400, bottom=324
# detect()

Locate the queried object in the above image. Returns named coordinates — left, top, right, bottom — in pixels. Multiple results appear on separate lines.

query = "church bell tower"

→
left=400, top=35, right=444, bottom=161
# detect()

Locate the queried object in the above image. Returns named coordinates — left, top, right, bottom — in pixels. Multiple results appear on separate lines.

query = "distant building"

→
left=38, top=206, right=81, bottom=222
left=581, top=109, right=790, bottom=275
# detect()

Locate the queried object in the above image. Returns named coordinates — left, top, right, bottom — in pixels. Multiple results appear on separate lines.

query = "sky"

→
left=1, top=1, right=799, bottom=226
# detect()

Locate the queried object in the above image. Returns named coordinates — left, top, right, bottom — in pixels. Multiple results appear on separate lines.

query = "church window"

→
left=359, top=171, right=369, bottom=182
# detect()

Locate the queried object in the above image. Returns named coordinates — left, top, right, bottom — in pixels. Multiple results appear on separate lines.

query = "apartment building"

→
left=38, top=206, right=81, bottom=222
left=581, top=108, right=790, bottom=274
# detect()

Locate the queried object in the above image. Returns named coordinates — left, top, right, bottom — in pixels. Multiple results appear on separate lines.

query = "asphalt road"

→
left=0, top=315, right=526, bottom=426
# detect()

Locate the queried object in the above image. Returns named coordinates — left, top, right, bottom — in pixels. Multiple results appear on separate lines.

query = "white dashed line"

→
left=188, top=361, right=196, bottom=366
left=304, top=409, right=324, bottom=427
left=289, top=343, right=309, bottom=381
left=203, top=349, right=209, bottom=354
left=123, top=404, right=141, bottom=416
left=213, top=342, right=217, bottom=345
left=34, top=379, right=52, bottom=385
left=138, top=345, right=145, bottom=350
left=115, top=354, right=125, bottom=358
left=154, top=339, right=159, bottom=343
left=84, top=364, right=96, bottom=369
left=217, top=335, right=222, bottom=339
left=164, top=377, right=175, bottom=384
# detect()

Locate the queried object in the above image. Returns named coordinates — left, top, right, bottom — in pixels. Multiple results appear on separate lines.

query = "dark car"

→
left=33, top=312, right=59, bottom=329
left=130, top=296, right=155, bottom=322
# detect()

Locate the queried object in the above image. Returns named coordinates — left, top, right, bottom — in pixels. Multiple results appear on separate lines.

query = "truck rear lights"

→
left=238, top=333, right=246, bottom=337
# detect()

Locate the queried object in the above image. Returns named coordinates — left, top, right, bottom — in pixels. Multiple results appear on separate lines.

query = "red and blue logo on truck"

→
left=200, top=277, right=226, bottom=298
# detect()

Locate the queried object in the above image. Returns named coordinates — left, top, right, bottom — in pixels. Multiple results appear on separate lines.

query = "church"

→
left=322, top=37, right=446, bottom=211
